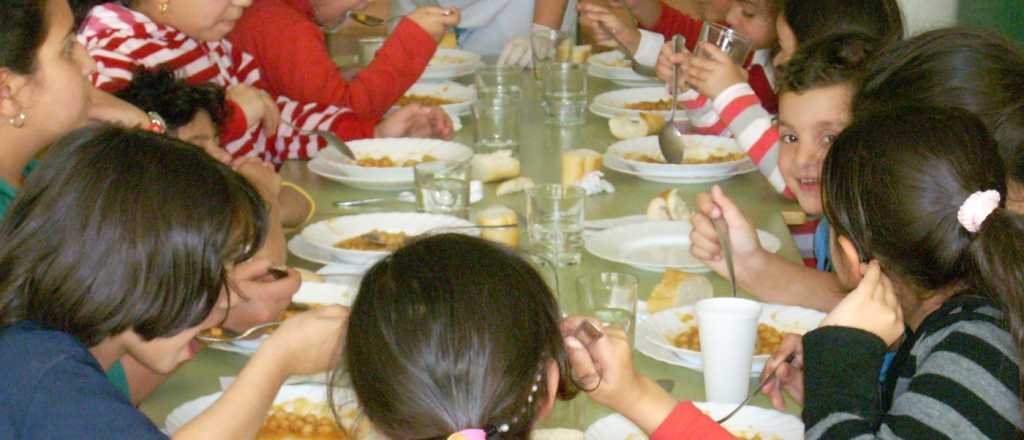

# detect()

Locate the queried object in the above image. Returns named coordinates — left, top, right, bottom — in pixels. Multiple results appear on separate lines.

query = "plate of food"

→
left=637, top=304, right=825, bottom=374
left=300, top=212, right=475, bottom=265
left=205, top=279, right=359, bottom=354
left=165, top=384, right=386, bottom=439
left=590, top=87, right=684, bottom=119
left=603, top=155, right=758, bottom=184
left=587, top=50, right=663, bottom=88
left=307, top=159, right=415, bottom=191
left=584, top=221, right=780, bottom=273
left=606, top=135, right=754, bottom=178
left=395, top=81, right=477, bottom=116
left=420, top=48, right=482, bottom=81
left=585, top=406, right=803, bottom=440
left=313, top=138, right=474, bottom=182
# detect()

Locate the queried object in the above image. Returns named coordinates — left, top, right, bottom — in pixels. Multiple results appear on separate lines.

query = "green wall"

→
left=959, top=0, right=1024, bottom=43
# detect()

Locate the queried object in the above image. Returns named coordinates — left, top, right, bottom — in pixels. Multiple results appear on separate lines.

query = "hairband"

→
left=447, top=368, right=544, bottom=439
left=957, top=190, right=1001, bottom=234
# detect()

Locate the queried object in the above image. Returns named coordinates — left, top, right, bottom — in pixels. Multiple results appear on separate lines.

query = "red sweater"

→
left=646, top=2, right=778, bottom=114
left=227, top=0, right=437, bottom=118
left=652, top=402, right=737, bottom=440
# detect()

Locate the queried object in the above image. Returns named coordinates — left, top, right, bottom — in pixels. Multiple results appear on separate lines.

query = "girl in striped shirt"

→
left=802, top=106, right=1023, bottom=439
left=76, top=0, right=452, bottom=165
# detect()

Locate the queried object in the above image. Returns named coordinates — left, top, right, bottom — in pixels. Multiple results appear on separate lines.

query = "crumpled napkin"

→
left=576, top=171, right=615, bottom=196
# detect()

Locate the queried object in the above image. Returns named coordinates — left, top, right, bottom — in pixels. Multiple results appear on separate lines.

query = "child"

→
left=334, top=234, right=733, bottom=439
left=688, top=33, right=881, bottom=311
left=227, top=0, right=459, bottom=117
left=75, top=0, right=452, bottom=165
left=801, top=106, right=1024, bottom=438
left=0, top=125, right=347, bottom=438
left=115, top=68, right=316, bottom=229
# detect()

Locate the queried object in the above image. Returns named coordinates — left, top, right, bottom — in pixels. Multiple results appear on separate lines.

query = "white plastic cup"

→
left=695, top=297, right=762, bottom=403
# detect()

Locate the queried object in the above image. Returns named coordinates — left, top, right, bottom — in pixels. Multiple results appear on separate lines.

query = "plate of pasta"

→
left=311, top=138, right=474, bottom=182
left=421, top=49, right=482, bottom=81
left=587, top=50, right=663, bottom=88
left=590, top=87, right=686, bottom=119
left=395, top=81, right=477, bottom=116
left=604, top=136, right=756, bottom=182
left=300, top=212, right=476, bottom=265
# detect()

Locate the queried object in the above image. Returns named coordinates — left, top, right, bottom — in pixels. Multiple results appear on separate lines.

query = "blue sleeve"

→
left=814, top=217, right=832, bottom=272
left=21, top=357, right=167, bottom=439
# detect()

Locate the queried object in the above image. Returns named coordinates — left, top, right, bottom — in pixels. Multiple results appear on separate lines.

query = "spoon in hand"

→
left=658, top=35, right=687, bottom=164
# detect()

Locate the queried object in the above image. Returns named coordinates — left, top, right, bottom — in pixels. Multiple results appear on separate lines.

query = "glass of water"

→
left=475, top=64, right=523, bottom=100
left=526, top=184, right=584, bottom=266
left=414, top=159, right=471, bottom=219
left=530, top=28, right=571, bottom=80
left=541, top=62, right=587, bottom=126
left=576, top=272, right=639, bottom=341
left=473, top=95, right=519, bottom=155
left=697, top=22, right=753, bottom=66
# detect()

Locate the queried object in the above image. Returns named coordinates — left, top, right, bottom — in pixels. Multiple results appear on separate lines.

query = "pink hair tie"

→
left=957, top=190, right=1001, bottom=233
left=448, top=429, right=487, bottom=440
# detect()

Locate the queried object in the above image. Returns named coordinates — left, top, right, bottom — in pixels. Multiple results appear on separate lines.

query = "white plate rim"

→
left=300, top=212, right=475, bottom=264
left=607, top=136, right=751, bottom=177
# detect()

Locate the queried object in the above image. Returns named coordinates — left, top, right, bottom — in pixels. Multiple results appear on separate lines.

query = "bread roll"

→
left=496, top=176, right=535, bottom=196
left=646, top=189, right=690, bottom=221
left=476, top=204, right=519, bottom=248
left=471, top=150, right=520, bottom=183
left=647, top=270, right=713, bottom=313
left=572, top=45, right=593, bottom=64
left=609, top=115, right=649, bottom=140
left=561, top=149, right=603, bottom=185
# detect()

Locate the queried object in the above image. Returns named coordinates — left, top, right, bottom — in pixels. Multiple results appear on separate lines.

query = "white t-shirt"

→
left=392, top=0, right=578, bottom=55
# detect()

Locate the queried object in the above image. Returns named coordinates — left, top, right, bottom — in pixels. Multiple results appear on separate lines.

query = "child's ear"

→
left=535, top=359, right=559, bottom=422
left=836, top=235, right=869, bottom=283
left=0, top=69, right=29, bottom=119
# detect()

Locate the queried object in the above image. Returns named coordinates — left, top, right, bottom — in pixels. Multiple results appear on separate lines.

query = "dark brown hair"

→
left=780, top=31, right=880, bottom=94
left=782, top=0, right=903, bottom=47
left=822, top=106, right=1024, bottom=407
left=0, top=125, right=267, bottom=346
left=0, top=0, right=49, bottom=73
left=337, top=234, right=577, bottom=439
left=116, top=68, right=227, bottom=134
left=855, top=28, right=1024, bottom=181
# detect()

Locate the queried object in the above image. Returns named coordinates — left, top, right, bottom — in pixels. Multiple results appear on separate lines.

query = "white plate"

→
left=308, top=159, right=414, bottom=191
left=289, top=233, right=352, bottom=266
left=301, top=212, right=475, bottom=265
left=585, top=405, right=803, bottom=440
left=637, top=304, right=824, bottom=374
left=590, top=87, right=682, bottom=119
left=165, top=384, right=385, bottom=439
left=315, top=138, right=474, bottom=181
left=603, top=153, right=757, bottom=184
left=584, top=221, right=780, bottom=272
left=421, top=48, right=482, bottom=81
left=396, top=81, right=477, bottom=116
left=587, top=51, right=664, bottom=88
left=607, top=136, right=751, bottom=177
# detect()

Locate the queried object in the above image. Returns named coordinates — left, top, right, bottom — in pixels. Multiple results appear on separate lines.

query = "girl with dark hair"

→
left=800, top=106, right=1024, bottom=438
left=854, top=27, right=1024, bottom=213
left=337, top=234, right=734, bottom=439
left=0, top=126, right=347, bottom=439
left=774, top=0, right=903, bottom=66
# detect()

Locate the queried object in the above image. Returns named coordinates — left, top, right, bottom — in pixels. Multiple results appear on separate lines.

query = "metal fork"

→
left=716, top=353, right=795, bottom=424
left=712, top=217, right=738, bottom=297
left=197, top=321, right=282, bottom=343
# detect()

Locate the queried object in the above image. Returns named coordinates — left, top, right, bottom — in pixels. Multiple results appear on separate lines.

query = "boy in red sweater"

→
left=228, top=0, right=459, bottom=117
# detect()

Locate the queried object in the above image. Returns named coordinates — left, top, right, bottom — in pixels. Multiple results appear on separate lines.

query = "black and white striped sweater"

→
left=802, top=294, right=1023, bottom=439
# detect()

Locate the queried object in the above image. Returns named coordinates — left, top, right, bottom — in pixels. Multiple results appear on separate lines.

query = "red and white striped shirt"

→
left=79, top=2, right=377, bottom=164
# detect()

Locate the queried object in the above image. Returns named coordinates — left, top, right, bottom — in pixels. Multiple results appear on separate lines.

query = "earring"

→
left=158, top=1, right=169, bottom=13
left=8, top=112, right=26, bottom=128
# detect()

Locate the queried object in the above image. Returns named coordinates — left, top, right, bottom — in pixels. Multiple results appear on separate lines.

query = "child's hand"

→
left=655, top=41, right=691, bottom=92
left=578, top=3, right=641, bottom=52
left=685, top=42, right=748, bottom=99
left=689, top=185, right=766, bottom=279
left=819, top=261, right=905, bottom=346
left=760, top=333, right=804, bottom=411
left=406, top=6, right=460, bottom=43
left=375, top=104, right=454, bottom=140
left=227, top=84, right=280, bottom=136
left=221, top=258, right=299, bottom=331
left=260, top=305, right=350, bottom=376
left=231, top=156, right=281, bottom=202
left=560, top=316, right=643, bottom=411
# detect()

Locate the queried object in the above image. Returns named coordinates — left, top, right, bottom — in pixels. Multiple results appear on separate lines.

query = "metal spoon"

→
left=197, top=321, right=282, bottom=343
left=716, top=353, right=795, bottom=424
left=711, top=216, right=737, bottom=297
left=597, top=22, right=658, bottom=78
left=658, top=35, right=687, bottom=165
left=314, top=130, right=357, bottom=163
left=347, top=11, right=385, bottom=27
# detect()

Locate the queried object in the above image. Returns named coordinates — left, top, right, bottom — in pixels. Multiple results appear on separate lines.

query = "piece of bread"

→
left=647, top=270, right=714, bottom=313
left=782, top=210, right=807, bottom=226
left=440, top=30, right=458, bottom=49
left=496, top=176, right=535, bottom=196
left=561, top=149, right=603, bottom=185
left=609, top=112, right=667, bottom=140
left=476, top=204, right=519, bottom=248
left=638, top=112, right=666, bottom=134
left=471, top=149, right=520, bottom=183
left=646, top=189, right=690, bottom=221
left=572, top=44, right=593, bottom=64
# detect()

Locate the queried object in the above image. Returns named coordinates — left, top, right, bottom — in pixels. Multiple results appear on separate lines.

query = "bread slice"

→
left=471, top=150, right=520, bottom=183
left=561, top=149, right=603, bottom=185
left=495, top=176, right=535, bottom=196
left=647, top=270, right=713, bottom=313
left=646, top=189, right=690, bottom=221
left=476, top=204, right=519, bottom=248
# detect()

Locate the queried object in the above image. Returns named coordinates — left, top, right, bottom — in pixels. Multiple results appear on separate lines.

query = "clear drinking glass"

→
left=475, top=64, right=523, bottom=100
left=697, top=22, right=754, bottom=66
left=530, top=29, right=571, bottom=80
left=577, top=272, right=640, bottom=341
left=414, top=160, right=471, bottom=219
left=541, top=62, right=587, bottom=126
left=473, top=95, right=520, bottom=154
left=526, top=184, right=585, bottom=266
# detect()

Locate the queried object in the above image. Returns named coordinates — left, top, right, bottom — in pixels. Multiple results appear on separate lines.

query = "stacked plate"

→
left=587, top=50, right=663, bottom=88
left=589, top=87, right=682, bottom=119
left=420, top=48, right=482, bottom=81
left=636, top=304, right=825, bottom=374
left=603, top=135, right=757, bottom=184
left=584, top=220, right=780, bottom=273
left=395, top=81, right=477, bottom=116
left=308, top=138, right=474, bottom=190
left=586, top=407, right=803, bottom=440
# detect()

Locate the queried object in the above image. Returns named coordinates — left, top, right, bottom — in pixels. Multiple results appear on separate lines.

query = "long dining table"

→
left=140, top=65, right=806, bottom=433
